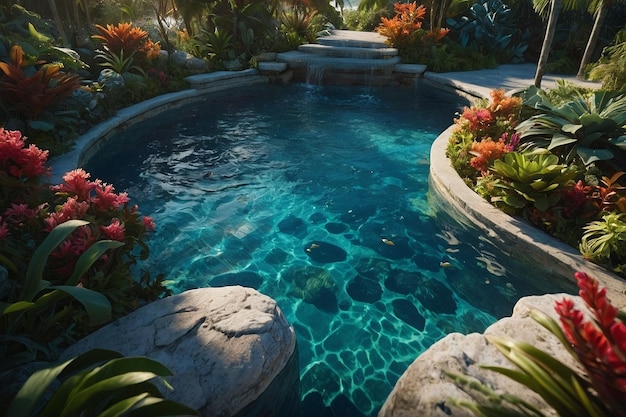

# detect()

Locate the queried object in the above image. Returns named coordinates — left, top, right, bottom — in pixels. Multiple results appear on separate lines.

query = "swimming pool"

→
left=85, top=82, right=575, bottom=416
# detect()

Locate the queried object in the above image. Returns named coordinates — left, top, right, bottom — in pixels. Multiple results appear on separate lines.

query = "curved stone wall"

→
left=429, top=126, right=626, bottom=308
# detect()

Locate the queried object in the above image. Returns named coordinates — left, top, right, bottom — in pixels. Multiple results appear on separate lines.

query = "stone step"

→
left=276, top=51, right=401, bottom=71
left=298, top=43, right=397, bottom=59
left=316, top=30, right=389, bottom=49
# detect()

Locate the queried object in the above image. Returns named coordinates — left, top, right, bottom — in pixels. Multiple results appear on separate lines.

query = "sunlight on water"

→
left=86, top=83, right=575, bottom=416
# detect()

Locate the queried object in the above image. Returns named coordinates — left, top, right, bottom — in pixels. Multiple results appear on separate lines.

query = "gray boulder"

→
left=379, top=294, right=586, bottom=417
left=63, top=286, right=297, bottom=417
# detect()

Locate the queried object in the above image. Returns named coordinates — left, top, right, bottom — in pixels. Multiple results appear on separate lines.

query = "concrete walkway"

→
left=424, top=63, right=602, bottom=98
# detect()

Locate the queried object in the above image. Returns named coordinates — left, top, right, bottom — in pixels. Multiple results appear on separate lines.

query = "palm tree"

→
left=576, top=0, right=625, bottom=79
left=534, top=0, right=562, bottom=87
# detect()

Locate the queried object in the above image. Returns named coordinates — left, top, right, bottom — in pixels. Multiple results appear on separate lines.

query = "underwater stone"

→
left=325, top=222, right=348, bottom=234
left=304, top=241, right=347, bottom=263
left=265, top=248, right=289, bottom=265
left=287, top=265, right=339, bottom=312
left=355, top=257, right=392, bottom=280
left=414, top=278, right=457, bottom=315
left=278, top=214, right=308, bottom=238
left=385, top=269, right=422, bottom=295
left=209, top=271, right=263, bottom=289
left=412, top=253, right=442, bottom=271
left=392, top=299, right=425, bottom=331
left=309, top=212, right=327, bottom=224
left=339, top=204, right=378, bottom=226
left=347, top=275, right=383, bottom=303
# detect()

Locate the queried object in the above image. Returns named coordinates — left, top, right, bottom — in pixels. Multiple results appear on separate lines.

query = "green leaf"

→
left=6, top=356, right=77, bottom=417
left=66, top=240, right=124, bottom=286
left=1, top=300, right=36, bottom=315
left=47, top=286, right=111, bottom=326
left=577, top=147, right=614, bottom=165
left=28, top=22, right=51, bottom=43
left=21, top=220, right=89, bottom=301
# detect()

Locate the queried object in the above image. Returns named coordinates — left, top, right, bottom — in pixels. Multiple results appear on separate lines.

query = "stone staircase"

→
left=258, top=30, right=425, bottom=86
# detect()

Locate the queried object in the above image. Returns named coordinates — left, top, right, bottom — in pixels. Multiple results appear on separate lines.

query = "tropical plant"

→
left=0, top=45, right=81, bottom=120
left=579, top=212, right=626, bottom=272
left=448, top=271, right=626, bottom=417
left=376, top=2, right=449, bottom=64
left=1, top=220, right=115, bottom=369
left=92, top=22, right=149, bottom=59
left=516, top=86, right=626, bottom=166
left=589, top=25, right=626, bottom=91
left=0, top=129, right=165, bottom=365
left=489, top=150, right=581, bottom=211
left=200, top=28, right=235, bottom=68
left=446, top=0, right=529, bottom=63
left=95, top=46, right=145, bottom=76
left=4, top=348, right=198, bottom=417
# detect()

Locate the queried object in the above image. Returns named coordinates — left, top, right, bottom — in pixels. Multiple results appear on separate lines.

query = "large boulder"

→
left=379, top=294, right=585, bottom=417
left=62, top=286, right=298, bottom=417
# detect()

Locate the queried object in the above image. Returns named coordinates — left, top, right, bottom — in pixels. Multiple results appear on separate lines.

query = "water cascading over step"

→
left=276, top=30, right=404, bottom=86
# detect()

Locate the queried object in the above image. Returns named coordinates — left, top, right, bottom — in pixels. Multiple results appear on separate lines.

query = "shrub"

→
left=376, top=2, right=449, bottom=64
left=0, top=129, right=167, bottom=366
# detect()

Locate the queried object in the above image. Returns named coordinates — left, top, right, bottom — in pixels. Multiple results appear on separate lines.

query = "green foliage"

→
left=445, top=0, right=528, bottom=63
left=579, top=212, right=626, bottom=273
left=343, top=7, right=393, bottom=31
left=589, top=25, right=626, bottom=92
left=489, top=150, right=580, bottom=211
left=4, top=348, right=198, bottom=417
left=95, top=47, right=146, bottom=77
left=1, top=220, right=115, bottom=370
left=517, top=86, right=626, bottom=166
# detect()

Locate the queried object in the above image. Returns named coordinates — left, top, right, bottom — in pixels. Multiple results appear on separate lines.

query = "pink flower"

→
left=142, top=216, right=156, bottom=231
left=52, top=169, right=95, bottom=201
left=45, top=196, right=90, bottom=231
left=3, top=203, right=37, bottom=223
left=101, top=218, right=125, bottom=241
left=0, top=129, right=49, bottom=178
left=91, top=181, right=129, bottom=211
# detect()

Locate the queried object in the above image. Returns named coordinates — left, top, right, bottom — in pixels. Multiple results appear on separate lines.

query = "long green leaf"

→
left=1, top=300, right=36, bottom=315
left=62, top=373, right=166, bottom=417
left=5, top=356, right=77, bottom=417
left=21, top=220, right=89, bottom=301
left=46, top=286, right=111, bottom=326
left=124, top=397, right=200, bottom=416
left=66, top=240, right=124, bottom=286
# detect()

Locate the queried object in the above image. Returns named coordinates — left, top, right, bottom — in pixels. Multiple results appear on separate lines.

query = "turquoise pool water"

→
left=86, top=83, right=574, bottom=416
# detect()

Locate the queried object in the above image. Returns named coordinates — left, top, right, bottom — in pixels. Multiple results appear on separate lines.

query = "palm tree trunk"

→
left=534, top=0, right=561, bottom=88
left=48, top=0, right=69, bottom=46
left=576, top=0, right=610, bottom=79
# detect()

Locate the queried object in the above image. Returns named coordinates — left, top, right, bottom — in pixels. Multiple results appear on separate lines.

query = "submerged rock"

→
left=278, top=214, right=308, bottom=238
left=391, top=299, right=425, bottom=331
left=287, top=265, right=339, bottom=312
left=304, top=241, right=347, bottom=263
left=347, top=275, right=383, bottom=303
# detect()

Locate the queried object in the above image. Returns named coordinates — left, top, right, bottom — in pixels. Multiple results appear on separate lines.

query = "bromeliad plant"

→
left=448, top=271, right=626, bottom=417
left=376, top=2, right=449, bottom=64
left=0, top=129, right=166, bottom=367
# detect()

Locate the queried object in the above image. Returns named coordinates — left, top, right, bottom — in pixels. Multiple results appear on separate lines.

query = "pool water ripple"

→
left=86, top=83, right=574, bottom=416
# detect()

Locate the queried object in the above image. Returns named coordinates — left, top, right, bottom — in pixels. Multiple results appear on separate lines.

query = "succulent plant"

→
left=489, top=150, right=581, bottom=211
left=516, top=86, right=626, bottom=166
left=579, top=212, right=626, bottom=271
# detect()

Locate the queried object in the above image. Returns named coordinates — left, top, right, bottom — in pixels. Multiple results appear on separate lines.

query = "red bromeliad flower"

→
left=142, top=216, right=156, bottom=232
left=0, top=128, right=49, bottom=178
left=101, top=218, right=125, bottom=241
left=555, top=272, right=626, bottom=408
